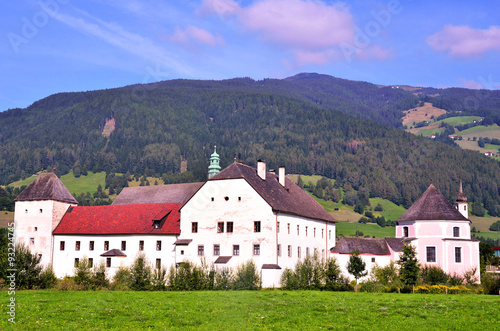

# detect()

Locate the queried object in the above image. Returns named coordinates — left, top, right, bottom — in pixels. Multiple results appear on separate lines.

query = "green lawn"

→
left=417, top=127, right=444, bottom=136
left=336, top=221, right=395, bottom=238
left=368, top=198, right=406, bottom=221
left=457, top=124, right=500, bottom=136
left=436, top=116, right=483, bottom=126
left=4, top=291, right=498, bottom=330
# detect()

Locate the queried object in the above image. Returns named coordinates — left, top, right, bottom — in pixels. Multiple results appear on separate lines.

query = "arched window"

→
left=403, top=226, right=409, bottom=237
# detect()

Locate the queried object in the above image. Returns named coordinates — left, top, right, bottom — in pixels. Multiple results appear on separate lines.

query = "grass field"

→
left=0, top=211, right=13, bottom=227
left=456, top=124, right=500, bottom=138
left=336, top=221, right=395, bottom=238
left=368, top=198, right=406, bottom=221
left=3, top=290, right=498, bottom=330
left=436, top=116, right=482, bottom=126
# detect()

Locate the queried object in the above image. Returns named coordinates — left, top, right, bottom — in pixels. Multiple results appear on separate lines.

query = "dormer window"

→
left=153, top=221, right=160, bottom=229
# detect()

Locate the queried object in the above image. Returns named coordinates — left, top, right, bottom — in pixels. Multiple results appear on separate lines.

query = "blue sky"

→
left=1, top=0, right=500, bottom=111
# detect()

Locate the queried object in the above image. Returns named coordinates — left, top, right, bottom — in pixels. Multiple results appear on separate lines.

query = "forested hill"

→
left=1, top=74, right=500, bottom=208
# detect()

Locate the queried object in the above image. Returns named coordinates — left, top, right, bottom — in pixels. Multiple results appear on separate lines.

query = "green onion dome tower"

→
left=208, top=146, right=221, bottom=179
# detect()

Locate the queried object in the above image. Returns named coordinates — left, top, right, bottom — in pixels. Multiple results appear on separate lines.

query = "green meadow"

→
left=3, top=290, right=498, bottom=330
left=336, top=221, right=395, bottom=238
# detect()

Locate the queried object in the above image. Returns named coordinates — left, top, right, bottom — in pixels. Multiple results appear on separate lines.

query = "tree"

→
left=130, top=253, right=152, bottom=290
left=374, top=203, right=383, bottom=211
left=346, top=249, right=367, bottom=285
left=297, top=175, right=304, bottom=189
left=397, top=243, right=419, bottom=286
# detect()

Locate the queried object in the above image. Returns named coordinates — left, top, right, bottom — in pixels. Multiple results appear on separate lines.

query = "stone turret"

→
left=456, top=181, right=468, bottom=219
left=208, top=146, right=221, bottom=179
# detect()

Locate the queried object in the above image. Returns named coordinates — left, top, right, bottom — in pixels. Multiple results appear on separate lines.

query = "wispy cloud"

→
left=427, top=25, right=500, bottom=58
left=48, top=9, right=195, bottom=77
left=169, top=25, right=225, bottom=48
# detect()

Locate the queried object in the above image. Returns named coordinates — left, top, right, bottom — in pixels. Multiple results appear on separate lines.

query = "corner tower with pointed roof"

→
left=395, top=183, right=480, bottom=281
left=208, top=146, right=221, bottom=179
left=14, top=173, right=78, bottom=269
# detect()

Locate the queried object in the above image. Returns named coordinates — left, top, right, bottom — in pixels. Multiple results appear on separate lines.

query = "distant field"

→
left=402, top=102, right=446, bottom=126
left=59, top=171, right=107, bottom=196
left=8, top=291, right=499, bottom=330
left=336, top=221, right=395, bottom=238
left=456, top=140, right=499, bottom=155
left=0, top=211, right=13, bottom=227
left=457, top=124, right=500, bottom=138
left=470, top=215, right=500, bottom=232
left=369, top=198, right=406, bottom=221
left=288, top=174, right=324, bottom=185
left=415, top=127, right=443, bottom=137
left=436, top=116, right=482, bottom=126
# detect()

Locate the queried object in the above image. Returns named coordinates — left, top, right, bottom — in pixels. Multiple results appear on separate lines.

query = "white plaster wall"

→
left=14, top=200, right=74, bottom=268
left=52, top=234, right=177, bottom=279
left=332, top=253, right=392, bottom=282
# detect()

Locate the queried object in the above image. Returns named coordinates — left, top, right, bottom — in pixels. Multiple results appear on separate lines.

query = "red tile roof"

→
left=53, top=203, right=182, bottom=235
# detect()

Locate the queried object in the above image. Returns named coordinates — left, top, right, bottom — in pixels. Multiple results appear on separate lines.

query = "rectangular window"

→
left=89, top=241, right=94, bottom=251
left=192, top=222, right=198, bottom=233
left=371, top=257, right=375, bottom=263
left=305, top=226, right=308, bottom=237
left=288, top=245, right=292, bottom=257
left=227, top=222, right=234, bottom=233
left=322, top=229, right=324, bottom=238
left=34, top=227, right=37, bottom=232
left=30, top=238, right=34, bottom=245
left=297, top=225, right=300, bottom=236
left=156, top=259, right=161, bottom=269
left=74, top=258, right=79, bottom=267
left=287, top=223, right=290, bottom=234
left=329, top=230, right=331, bottom=240
left=453, top=227, right=460, bottom=238
left=198, top=245, right=204, bottom=256
left=314, top=228, right=316, bottom=238
left=106, top=257, right=111, bottom=268
left=306, top=247, right=310, bottom=257
left=139, top=240, right=144, bottom=251
left=89, top=258, right=93, bottom=268
left=218, top=222, right=224, bottom=233
left=75, top=241, right=80, bottom=251
left=277, top=244, right=281, bottom=257
left=121, top=241, right=126, bottom=251
left=298, top=246, right=301, bottom=258
left=254, top=221, right=261, bottom=232
left=426, top=247, right=436, bottom=263
left=60, top=241, right=65, bottom=251
left=253, top=244, right=260, bottom=256
left=214, top=244, right=220, bottom=256
left=277, top=222, right=280, bottom=233
left=403, top=226, right=409, bottom=237
left=104, top=241, right=109, bottom=251
left=156, top=240, right=162, bottom=251
left=233, top=245, right=240, bottom=256
left=455, top=247, right=462, bottom=263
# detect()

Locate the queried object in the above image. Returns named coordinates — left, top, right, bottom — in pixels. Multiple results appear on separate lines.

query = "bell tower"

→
left=455, top=181, right=468, bottom=219
left=208, top=146, right=221, bottom=179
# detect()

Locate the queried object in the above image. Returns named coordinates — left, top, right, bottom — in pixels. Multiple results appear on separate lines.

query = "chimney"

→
left=257, top=159, right=266, bottom=180
left=279, top=166, right=285, bottom=186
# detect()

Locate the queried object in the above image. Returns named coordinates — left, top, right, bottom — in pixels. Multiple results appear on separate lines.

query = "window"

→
left=106, top=258, right=111, bottom=268
left=214, top=244, right=220, bottom=256
left=30, top=238, right=34, bottom=245
left=211, top=197, right=214, bottom=202
left=322, top=229, right=324, bottom=238
left=314, top=228, right=316, bottom=238
left=121, top=241, right=126, bottom=251
left=139, top=240, right=144, bottom=251
left=253, top=244, right=260, bottom=255
left=60, top=241, right=65, bottom=251
left=74, top=258, right=79, bottom=267
left=297, top=225, right=300, bottom=235
left=453, top=227, right=460, bottom=238
left=254, top=221, right=261, bottom=232
left=180, top=250, right=184, bottom=255
left=224, top=196, right=229, bottom=201
left=426, top=247, right=436, bottom=263
left=218, top=222, right=224, bottom=233
left=233, top=245, right=240, bottom=256
left=306, top=247, right=310, bottom=257
left=277, top=244, right=281, bottom=257
left=156, top=241, right=162, bottom=251
left=104, top=241, right=109, bottom=250
left=156, top=259, right=161, bottom=269
left=192, top=222, right=198, bottom=233
left=277, top=222, right=280, bottom=233
left=39, top=209, right=43, bottom=213
left=227, top=222, right=234, bottom=233
left=455, top=247, right=462, bottom=263
left=89, top=241, right=94, bottom=251
left=34, top=227, right=37, bottom=232
left=329, top=230, right=331, bottom=240
left=198, top=245, right=204, bottom=256
left=238, top=197, right=241, bottom=201
left=25, top=209, right=28, bottom=214
left=403, top=226, right=409, bottom=238
left=297, top=247, right=301, bottom=258
left=288, top=245, right=292, bottom=257
left=371, top=257, right=375, bottom=263
left=287, top=223, right=290, bottom=234
left=305, top=226, right=308, bottom=237
left=154, top=221, right=160, bottom=229
left=75, top=241, right=80, bottom=251
left=89, top=258, right=93, bottom=268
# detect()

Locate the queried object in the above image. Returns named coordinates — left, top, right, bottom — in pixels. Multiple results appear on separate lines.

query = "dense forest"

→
left=1, top=73, right=500, bottom=209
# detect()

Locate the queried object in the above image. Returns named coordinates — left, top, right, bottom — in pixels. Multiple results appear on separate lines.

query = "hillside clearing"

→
left=402, top=102, right=446, bottom=126
left=5, top=291, right=499, bottom=330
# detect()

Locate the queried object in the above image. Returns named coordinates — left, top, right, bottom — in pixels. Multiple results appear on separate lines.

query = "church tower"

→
left=456, top=181, right=468, bottom=219
left=208, top=146, right=221, bottom=179
left=14, top=173, right=78, bottom=268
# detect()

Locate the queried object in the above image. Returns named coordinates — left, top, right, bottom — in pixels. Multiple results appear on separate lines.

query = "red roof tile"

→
left=53, top=203, right=182, bottom=235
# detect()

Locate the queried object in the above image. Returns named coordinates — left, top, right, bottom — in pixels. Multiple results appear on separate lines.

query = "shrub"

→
left=370, top=262, right=400, bottom=286
left=214, top=267, right=233, bottom=290
left=420, top=265, right=449, bottom=285
left=130, top=253, right=152, bottom=290
left=151, top=266, right=168, bottom=290
left=39, top=266, right=58, bottom=289
left=112, top=267, right=132, bottom=290
left=14, top=243, right=43, bottom=289
left=233, top=260, right=260, bottom=290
